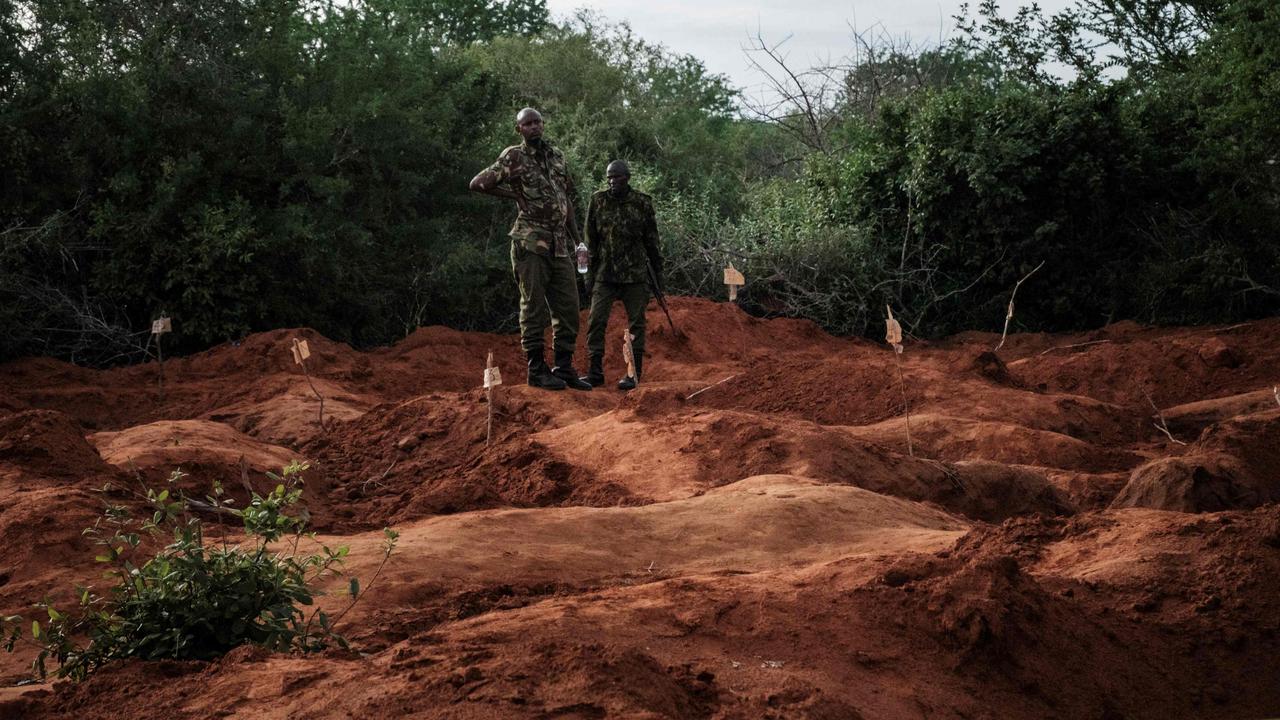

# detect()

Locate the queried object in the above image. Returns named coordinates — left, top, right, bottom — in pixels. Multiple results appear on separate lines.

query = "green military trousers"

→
left=512, top=243, right=580, bottom=357
left=586, top=281, right=649, bottom=363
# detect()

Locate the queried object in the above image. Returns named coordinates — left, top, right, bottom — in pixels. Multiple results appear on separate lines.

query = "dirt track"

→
left=1, top=297, right=1278, bottom=719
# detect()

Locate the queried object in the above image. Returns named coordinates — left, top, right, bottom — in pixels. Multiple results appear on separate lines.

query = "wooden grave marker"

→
left=484, top=350, right=502, bottom=446
left=622, top=327, right=637, bottom=381
left=291, top=337, right=326, bottom=432
left=152, top=314, right=172, bottom=399
left=884, top=306, right=912, bottom=456
left=723, top=264, right=745, bottom=301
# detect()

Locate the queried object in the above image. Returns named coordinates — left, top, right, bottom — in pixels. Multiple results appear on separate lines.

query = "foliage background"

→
left=2, top=0, right=1276, bottom=363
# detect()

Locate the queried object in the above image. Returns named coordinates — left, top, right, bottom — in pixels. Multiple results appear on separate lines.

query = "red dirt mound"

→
left=846, top=412, right=1140, bottom=472
left=852, top=506, right=1280, bottom=718
left=371, top=326, right=529, bottom=396
left=177, top=327, right=368, bottom=380
left=202, top=374, right=374, bottom=446
left=0, top=329, right=370, bottom=433
left=693, top=349, right=1144, bottom=447
left=1006, top=318, right=1280, bottom=408
left=1111, top=409, right=1280, bottom=512
left=615, top=296, right=846, bottom=371
left=4, top=301, right=1280, bottom=718
left=0, top=485, right=101, bottom=597
left=303, top=389, right=629, bottom=530
left=0, top=411, right=119, bottom=614
left=1041, top=468, right=1131, bottom=510
left=535, top=406, right=1069, bottom=522
left=87, top=419, right=307, bottom=511
left=1162, top=388, right=1279, bottom=435
left=0, top=410, right=116, bottom=482
left=32, top=504, right=1271, bottom=720
left=378, top=436, right=633, bottom=525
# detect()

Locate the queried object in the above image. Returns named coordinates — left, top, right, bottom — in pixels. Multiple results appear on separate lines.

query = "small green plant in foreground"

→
left=2, top=461, right=398, bottom=680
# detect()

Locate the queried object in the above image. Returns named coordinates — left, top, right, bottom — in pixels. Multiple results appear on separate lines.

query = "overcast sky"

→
left=544, top=0, right=1076, bottom=101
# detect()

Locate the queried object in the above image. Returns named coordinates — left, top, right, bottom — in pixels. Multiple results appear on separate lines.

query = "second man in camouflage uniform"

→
left=469, top=107, right=592, bottom=391
left=581, top=160, right=663, bottom=391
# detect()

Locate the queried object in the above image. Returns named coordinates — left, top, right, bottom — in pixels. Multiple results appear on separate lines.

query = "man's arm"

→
left=564, top=172, right=583, bottom=245
left=584, top=195, right=601, bottom=254
left=566, top=201, right=583, bottom=246
left=583, top=194, right=599, bottom=286
left=468, top=151, right=527, bottom=211
left=643, top=198, right=663, bottom=277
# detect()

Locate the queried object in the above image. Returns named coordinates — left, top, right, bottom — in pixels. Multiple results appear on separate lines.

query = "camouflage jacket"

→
left=483, top=139, right=577, bottom=256
left=585, top=188, right=662, bottom=285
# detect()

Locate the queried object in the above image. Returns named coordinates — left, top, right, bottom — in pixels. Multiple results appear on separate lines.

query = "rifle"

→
left=646, top=256, right=680, bottom=336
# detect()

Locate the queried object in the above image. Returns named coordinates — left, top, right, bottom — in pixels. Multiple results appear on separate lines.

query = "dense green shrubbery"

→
left=806, top=83, right=1154, bottom=334
left=661, top=0, right=1280, bottom=337
left=2, top=0, right=1277, bottom=361
left=2, top=463, right=397, bottom=680
left=658, top=180, right=884, bottom=335
left=0, top=0, right=744, bottom=361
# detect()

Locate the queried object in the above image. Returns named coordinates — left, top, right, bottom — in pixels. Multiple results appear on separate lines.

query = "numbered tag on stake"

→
left=723, top=265, right=745, bottom=301
left=885, top=306, right=904, bottom=354
left=622, top=329, right=636, bottom=379
left=484, top=366, right=503, bottom=388
left=291, top=338, right=311, bottom=365
left=152, top=317, right=172, bottom=335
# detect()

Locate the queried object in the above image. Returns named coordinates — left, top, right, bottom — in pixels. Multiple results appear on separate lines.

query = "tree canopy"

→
left=2, top=0, right=1276, bottom=362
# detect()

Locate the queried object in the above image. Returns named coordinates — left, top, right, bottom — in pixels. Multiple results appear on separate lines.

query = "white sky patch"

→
left=546, top=0, right=1077, bottom=99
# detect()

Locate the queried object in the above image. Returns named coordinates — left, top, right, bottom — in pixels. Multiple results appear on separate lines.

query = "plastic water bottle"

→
left=575, top=241, right=589, bottom=274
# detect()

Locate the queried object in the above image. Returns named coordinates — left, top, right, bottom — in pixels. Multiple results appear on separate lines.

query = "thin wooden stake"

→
left=1142, top=387, right=1185, bottom=446
left=363, top=460, right=396, bottom=492
left=292, top=338, right=325, bottom=432
left=724, top=264, right=745, bottom=302
left=1039, top=339, right=1111, bottom=356
left=994, top=260, right=1044, bottom=352
left=486, top=350, right=495, bottom=447
left=685, top=375, right=737, bottom=401
left=156, top=331, right=165, bottom=400
left=151, top=315, right=171, bottom=401
left=886, top=306, right=913, bottom=457
left=238, top=454, right=254, bottom=497
left=622, top=327, right=637, bottom=380
left=894, top=352, right=914, bottom=457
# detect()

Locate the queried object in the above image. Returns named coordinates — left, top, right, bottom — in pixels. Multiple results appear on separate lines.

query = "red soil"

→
left=0, top=296, right=1278, bottom=719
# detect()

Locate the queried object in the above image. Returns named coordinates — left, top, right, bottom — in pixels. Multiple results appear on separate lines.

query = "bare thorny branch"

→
left=741, top=23, right=960, bottom=155
left=741, top=31, right=840, bottom=155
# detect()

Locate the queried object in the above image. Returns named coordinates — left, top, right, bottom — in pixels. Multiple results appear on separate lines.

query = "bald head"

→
left=606, top=159, right=631, bottom=196
left=515, top=107, right=544, bottom=143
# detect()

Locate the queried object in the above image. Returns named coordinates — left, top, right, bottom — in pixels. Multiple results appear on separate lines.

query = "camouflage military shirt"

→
left=483, top=139, right=576, bottom=256
left=584, top=188, right=662, bottom=284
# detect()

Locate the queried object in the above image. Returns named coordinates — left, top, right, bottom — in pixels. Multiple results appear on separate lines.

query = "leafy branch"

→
left=2, top=462, right=397, bottom=681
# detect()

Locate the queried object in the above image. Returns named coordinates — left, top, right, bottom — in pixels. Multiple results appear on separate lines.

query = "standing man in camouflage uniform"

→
left=469, top=107, right=592, bottom=391
left=581, top=160, right=663, bottom=391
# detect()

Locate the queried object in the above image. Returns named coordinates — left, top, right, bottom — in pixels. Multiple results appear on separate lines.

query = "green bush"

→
left=658, top=180, right=886, bottom=335
left=2, top=462, right=397, bottom=680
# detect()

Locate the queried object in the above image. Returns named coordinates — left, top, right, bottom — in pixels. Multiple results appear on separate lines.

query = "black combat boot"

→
left=552, top=352, right=593, bottom=391
left=527, top=351, right=567, bottom=390
left=617, top=355, right=642, bottom=391
left=581, top=354, right=605, bottom=387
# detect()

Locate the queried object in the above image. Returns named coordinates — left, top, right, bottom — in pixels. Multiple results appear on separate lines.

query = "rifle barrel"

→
left=646, top=259, right=678, bottom=334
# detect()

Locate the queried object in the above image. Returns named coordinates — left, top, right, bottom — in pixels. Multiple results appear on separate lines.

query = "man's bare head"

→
left=515, top=107, right=543, bottom=142
left=606, top=160, right=631, bottom=195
